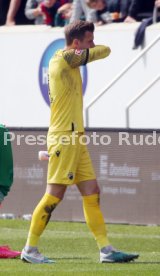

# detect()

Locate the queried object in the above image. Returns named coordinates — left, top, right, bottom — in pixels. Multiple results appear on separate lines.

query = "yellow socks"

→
left=26, top=192, right=109, bottom=250
left=82, top=194, right=110, bottom=249
left=26, top=193, right=60, bottom=247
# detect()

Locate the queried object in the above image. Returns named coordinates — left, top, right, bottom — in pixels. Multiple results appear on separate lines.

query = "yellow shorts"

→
left=47, top=131, right=96, bottom=185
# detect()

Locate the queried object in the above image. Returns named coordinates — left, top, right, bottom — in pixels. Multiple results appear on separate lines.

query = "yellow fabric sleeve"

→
left=88, top=45, right=111, bottom=63
left=63, top=45, right=111, bottom=68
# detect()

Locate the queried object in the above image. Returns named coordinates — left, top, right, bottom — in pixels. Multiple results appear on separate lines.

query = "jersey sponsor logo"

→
left=75, top=49, right=84, bottom=55
left=39, top=39, right=88, bottom=107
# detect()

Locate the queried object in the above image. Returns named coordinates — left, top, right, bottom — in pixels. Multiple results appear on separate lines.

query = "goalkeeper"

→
left=21, top=20, right=139, bottom=264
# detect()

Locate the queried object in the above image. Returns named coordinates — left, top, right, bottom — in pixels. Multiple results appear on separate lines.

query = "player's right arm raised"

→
left=63, top=45, right=111, bottom=68
left=88, top=45, right=111, bottom=63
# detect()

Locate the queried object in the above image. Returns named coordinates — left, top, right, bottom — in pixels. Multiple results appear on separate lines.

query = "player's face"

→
left=78, top=31, right=95, bottom=49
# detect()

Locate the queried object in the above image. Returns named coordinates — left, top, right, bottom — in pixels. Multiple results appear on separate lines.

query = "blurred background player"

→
left=0, top=124, right=21, bottom=259
left=0, top=125, right=13, bottom=207
left=21, top=20, right=139, bottom=264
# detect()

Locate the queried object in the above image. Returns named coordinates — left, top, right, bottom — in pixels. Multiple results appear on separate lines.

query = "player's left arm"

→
left=63, top=45, right=111, bottom=68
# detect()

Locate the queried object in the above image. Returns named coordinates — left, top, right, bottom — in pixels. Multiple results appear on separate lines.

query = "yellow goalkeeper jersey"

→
left=48, top=45, right=111, bottom=133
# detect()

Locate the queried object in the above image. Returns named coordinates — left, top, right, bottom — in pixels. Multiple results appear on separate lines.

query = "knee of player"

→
left=88, top=184, right=101, bottom=195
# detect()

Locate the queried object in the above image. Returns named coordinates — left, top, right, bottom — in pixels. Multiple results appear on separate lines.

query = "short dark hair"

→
left=64, top=20, right=95, bottom=46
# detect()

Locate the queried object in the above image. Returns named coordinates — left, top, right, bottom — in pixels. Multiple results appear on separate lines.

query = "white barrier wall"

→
left=2, top=129, right=160, bottom=225
left=0, top=23, right=160, bottom=128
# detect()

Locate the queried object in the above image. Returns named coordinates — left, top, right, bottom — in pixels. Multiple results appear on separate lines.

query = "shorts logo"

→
left=68, top=172, right=74, bottom=180
left=56, top=150, right=60, bottom=157
left=39, top=39, right=88, bottom=107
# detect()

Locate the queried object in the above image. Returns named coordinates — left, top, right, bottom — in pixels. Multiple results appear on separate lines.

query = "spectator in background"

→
left=0, top=0, right=10, bottom=25
left=155, top=0, right=160, bottom=8
left=69, top=0, right=97, bottom=23
left=5, top=0, right=22, bottom=25
left=0, top=0, right=32, bottom=26
left=125, top=0, right=156, bottom=23
left=54, top=2, right=73, bottom=26
left=132, top=0, right=160, bottom=48
left=104, top=0, right=131, bottom=19
left=25, top=0, right=60, bottom=25
left=86, top=0, right=130, bottom=25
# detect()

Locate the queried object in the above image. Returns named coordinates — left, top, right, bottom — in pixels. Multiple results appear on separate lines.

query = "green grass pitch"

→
left=0, top=220, right=159, bottom=275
